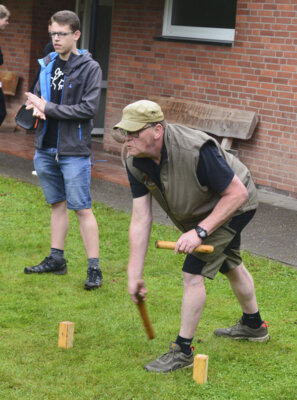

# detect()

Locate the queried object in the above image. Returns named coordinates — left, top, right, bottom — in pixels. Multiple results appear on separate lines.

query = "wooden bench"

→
left=113, top=96, right=258, bottom=165
left=0, top=70, right=19, bottom=96
left=149, top=96, right=258, bottom=154
left=0, top=70, right=20, bottom=131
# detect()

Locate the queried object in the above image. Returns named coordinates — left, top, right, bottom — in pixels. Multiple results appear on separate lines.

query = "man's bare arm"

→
left=127, top=193, right=153, bottom=303
left=175, top=175, right=249, bottom=254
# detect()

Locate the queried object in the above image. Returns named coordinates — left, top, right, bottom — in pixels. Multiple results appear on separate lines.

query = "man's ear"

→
left=153, top=123, right=163, bottom=140
left=74, top=30, right=81, bottom=41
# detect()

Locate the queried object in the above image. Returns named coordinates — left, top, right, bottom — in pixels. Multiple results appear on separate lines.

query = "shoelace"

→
left=163, top=344, right=193, bottom=360
left=88, top=268, right=101, bottom=282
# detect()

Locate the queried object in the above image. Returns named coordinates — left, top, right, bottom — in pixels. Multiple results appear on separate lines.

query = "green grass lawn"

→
left=0, top=176, right=296, bottom=400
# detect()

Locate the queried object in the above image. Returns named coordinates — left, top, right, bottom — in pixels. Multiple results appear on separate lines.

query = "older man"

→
left=114, top=99, right=269, bottom=373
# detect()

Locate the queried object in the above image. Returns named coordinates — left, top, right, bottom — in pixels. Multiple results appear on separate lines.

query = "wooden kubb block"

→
left=193, top=354, right=209, bottom=384
left=58, top=321, right=75, bottom=349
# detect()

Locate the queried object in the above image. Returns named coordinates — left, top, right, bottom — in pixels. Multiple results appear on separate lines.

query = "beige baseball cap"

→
left=113, top=100, right=164, bottom=132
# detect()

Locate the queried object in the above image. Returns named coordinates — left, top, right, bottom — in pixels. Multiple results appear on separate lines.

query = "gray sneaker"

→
left=84, top=267, right=103, bottom=290
left=214, top=318, right=270, bottom=342
left=144, top=342, right=194, bottom=373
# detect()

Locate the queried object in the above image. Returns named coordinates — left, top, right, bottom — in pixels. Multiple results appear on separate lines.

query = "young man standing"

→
left=0, top=4, right=10, bottom=127
left=24, top=10, right=103, bottom=290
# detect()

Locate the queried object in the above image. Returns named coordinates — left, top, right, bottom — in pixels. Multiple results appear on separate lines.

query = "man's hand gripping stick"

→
left=155, top=240, right=214, bottom=253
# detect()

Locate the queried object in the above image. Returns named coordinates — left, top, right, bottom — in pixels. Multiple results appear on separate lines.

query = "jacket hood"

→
left=39, top=50, right=94, bottom=73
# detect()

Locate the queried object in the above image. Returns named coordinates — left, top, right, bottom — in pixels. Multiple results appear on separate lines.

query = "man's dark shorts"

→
left=183, top=210, right=256, bottom=279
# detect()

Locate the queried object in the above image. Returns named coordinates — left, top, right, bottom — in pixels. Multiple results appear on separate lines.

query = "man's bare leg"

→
left=75, top=208, right=102, bottom=290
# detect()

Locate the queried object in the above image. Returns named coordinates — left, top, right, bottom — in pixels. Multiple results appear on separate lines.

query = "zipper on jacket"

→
left=56, top=74, right=66, bottom=157
left=78, top=123, right=82, bottom=141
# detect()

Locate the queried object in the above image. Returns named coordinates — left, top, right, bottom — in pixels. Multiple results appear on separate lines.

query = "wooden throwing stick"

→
left=155, top=240, right=214, bottom=254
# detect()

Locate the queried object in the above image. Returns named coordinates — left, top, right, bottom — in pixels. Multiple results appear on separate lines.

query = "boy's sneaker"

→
left=214, top=318, right=270, bottom=342
left=24, top=256, right=67, bottom=275
left=84, top=267, right=103, bottom=290
left=144, top=342, right=194, bottom=373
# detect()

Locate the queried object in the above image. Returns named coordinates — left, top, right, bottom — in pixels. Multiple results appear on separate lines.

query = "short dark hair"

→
left=0, top=5, right=10, bottom=19
left=50, top=10, right=80, bottom=32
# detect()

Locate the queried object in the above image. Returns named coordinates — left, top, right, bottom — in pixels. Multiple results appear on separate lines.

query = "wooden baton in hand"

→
left=155, top=240, right=214, bottom=253
left=136, top=295, right=155, bottom=340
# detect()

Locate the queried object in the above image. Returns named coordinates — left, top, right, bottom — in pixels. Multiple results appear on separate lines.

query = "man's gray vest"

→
left=127, top=124, right=258, bottom=233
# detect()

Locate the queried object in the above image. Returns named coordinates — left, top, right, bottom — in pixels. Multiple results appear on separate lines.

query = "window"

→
left=162, top=0, right=237, bottom=44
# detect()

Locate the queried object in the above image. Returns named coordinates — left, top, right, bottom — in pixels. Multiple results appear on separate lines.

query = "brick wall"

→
left=105, top=0, right=297, bottom=198
left=0, top=0, right=74, bottom=128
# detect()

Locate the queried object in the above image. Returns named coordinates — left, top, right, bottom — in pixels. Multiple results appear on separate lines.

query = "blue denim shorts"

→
left=34, top=148, right=92, bottom=210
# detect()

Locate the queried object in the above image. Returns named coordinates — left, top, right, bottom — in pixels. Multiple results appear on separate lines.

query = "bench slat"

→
left=150, top=96, right=258, bottom=141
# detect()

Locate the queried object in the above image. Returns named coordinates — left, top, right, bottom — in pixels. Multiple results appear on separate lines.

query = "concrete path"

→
left=0, top=151, right=296, bottom=268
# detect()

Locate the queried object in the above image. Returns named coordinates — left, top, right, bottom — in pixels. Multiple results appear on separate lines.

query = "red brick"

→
left=8, top=0, right=287, bottom=196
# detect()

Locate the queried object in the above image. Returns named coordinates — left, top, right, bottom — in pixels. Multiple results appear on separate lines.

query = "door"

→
left=76, top=0, right=113, bottom=136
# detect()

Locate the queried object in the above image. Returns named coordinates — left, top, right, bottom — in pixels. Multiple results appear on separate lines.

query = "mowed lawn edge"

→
left=0, top=176, right=296, bottom=400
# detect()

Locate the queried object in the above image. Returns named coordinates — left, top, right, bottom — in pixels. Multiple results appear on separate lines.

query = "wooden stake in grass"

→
left=58, top=321, right=75, bottom=349
left=193, top=354, right=209, bottom=384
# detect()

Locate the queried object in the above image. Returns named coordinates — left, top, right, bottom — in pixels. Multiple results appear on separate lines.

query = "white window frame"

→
left=162, top=0, right=235, bottom=44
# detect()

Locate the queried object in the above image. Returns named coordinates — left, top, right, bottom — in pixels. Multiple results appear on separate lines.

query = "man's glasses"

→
left=49, top=31, right=74, bottom=38
left=120, top=123, right=157, bottom=139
